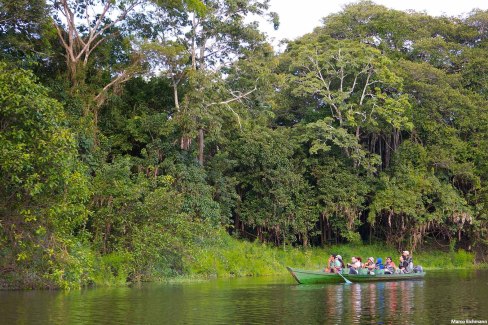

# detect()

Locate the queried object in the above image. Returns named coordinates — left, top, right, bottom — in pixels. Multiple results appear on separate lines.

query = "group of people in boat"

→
left=325, top=251, right=421, bottom=275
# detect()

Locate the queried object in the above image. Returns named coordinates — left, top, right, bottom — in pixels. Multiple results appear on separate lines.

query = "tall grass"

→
left=319, top=243, right=481, bottom=270
left=188, top=235, right=327, bottom=277
left=185, top=234, right=484, bottom=279
left=87, top=233, right=485, bottom=286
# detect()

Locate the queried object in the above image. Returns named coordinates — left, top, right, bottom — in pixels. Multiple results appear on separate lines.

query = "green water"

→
left=1, top=270, right=487, bottom=324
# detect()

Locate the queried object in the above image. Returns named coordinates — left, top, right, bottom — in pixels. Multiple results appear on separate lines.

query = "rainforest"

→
left=1, top=0, right=488, bottom=289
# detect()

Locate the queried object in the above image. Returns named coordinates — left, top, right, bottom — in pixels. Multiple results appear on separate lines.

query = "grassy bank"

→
left=2, top=233, right=484, bottom=289
left=183, top=235, right=485, bottom=279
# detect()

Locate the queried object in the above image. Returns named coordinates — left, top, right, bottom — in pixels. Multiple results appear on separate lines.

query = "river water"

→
left=1, top=270, right=487, bottom=324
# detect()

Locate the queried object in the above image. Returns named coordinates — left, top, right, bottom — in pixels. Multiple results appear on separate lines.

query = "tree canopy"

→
left=1, top=0, right=488, bottom=288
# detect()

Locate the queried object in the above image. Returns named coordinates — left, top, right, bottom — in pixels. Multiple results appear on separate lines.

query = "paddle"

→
left=337, top=271, right=352, bottom=284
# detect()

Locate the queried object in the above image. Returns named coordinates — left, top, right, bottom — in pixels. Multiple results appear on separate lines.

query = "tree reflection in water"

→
left=5, top=271, right=486, bottom=324
left=323, top=280, right=424, bottom=324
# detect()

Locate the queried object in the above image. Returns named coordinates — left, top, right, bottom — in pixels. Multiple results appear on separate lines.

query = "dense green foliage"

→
left=1, top=1, right=488, bottom=288
left=188, top=236, right=482, bottom=278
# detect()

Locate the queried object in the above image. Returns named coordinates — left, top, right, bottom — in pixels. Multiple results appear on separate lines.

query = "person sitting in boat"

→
left=334, top=255, right=345, bottom=273
left=402, top=250, right=424, bottom=273
left=363, top=257, right=376, bottom=275
left=356, top=256, right=363, bottom=267
left=398, top=256, right=405, bottom=273
left=384, top=257, right=396, bottom=274
left=324, top=254, right=337, bottom=273
left=398, top=255, right=413, bottom=273
left=347, top=257, right=361, bottom=274
left=375, top=257, right=384, bottom=270
left=402, top=250, right=414, bottom=272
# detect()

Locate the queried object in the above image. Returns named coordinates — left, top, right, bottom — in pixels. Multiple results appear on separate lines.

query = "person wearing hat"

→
left=364, top=257, right=376, bottom=275
left=375, top=257, right=384, bottom=270
left=402, top=250, right=414, bottom=273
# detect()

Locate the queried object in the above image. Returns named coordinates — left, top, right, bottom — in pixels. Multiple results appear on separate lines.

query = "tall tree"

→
left=146, top=0, right=278, bottom=165
left=49, top=0, right=145, bottom=89
left=0, top=62, right=90, bottom=288
left=283, top=35, right=412, bottom=170
left=0, top=0, right=51, bottom=64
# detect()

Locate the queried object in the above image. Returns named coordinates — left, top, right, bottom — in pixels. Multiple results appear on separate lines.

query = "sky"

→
left=262, top=0, right=488, bottom=43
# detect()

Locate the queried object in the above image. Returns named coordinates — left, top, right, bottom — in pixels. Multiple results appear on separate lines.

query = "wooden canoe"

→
left=287, top=267, right=426, bottom=284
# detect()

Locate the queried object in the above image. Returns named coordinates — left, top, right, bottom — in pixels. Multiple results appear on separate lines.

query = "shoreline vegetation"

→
left=128, top=242, right=488, bottom=286
left=2, top=1, right=488, bottom=290
left=2, top=232, right=486, bottom=290
left=175, top=236, right=488, bottom=280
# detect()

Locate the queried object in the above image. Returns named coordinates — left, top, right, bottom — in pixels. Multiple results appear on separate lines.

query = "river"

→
left=1, top=270, right=487, bottom=324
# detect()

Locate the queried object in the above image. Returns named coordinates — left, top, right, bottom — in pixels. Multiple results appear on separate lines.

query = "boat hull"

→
left=287, top=267, right=426, bottom=284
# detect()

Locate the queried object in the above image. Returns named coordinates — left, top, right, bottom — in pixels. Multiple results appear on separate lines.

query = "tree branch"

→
left=206, top=85, right=257, bottom=108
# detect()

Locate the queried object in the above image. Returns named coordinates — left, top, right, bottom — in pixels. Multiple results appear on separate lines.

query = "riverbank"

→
left=2, top=270, right=488, bottom=324
left=182, top=235, right=485, bottom=281
left=1, top=233, right=485, bottom=289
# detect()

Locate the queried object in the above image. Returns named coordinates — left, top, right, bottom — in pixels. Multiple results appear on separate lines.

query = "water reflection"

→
left=318, top=280, right=425, bottom=324
left=0, top=271, right=487, bottom=324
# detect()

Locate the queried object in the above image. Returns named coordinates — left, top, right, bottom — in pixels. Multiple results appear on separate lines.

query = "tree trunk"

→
left=320, top=213, right=324, bottom=246
left=257, top=226, right=263, bottom=242
left=173, top=81, right=180, bottom=111
left=371, top=134, right=377, bottom=154
left=384, top=134, right=391, bottom=169
left=234, top=214, right=239, bottom=236
left=191, top=14, right=197, bottom=70
left=302, top=233, right=308, bottom=247
left=378, top=137, right=383, bottom=171
left=393, top=128, right=400, bottom=151
left=199, top=38, right=207, bottom=70
left=68, top=59, right=78, bottom=90
left=198, top=128, right=204, bottom=165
